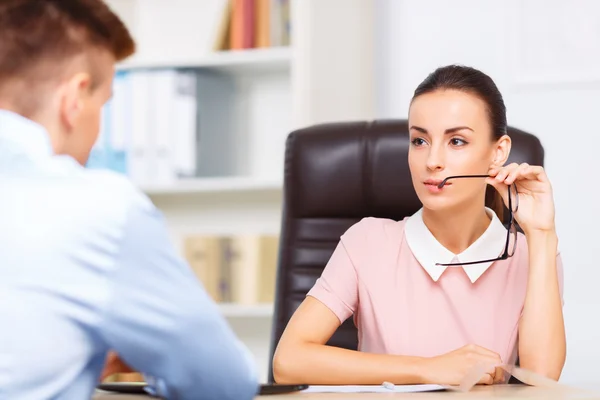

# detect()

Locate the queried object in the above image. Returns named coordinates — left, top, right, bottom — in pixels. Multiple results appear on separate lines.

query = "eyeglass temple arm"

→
left=438, top=175, right=491, bottom=188
left=435, top=256, right=506, bottom=267
left=438, top=176, right=521, bottom=213
left=436, top=223, right=517, bottom=267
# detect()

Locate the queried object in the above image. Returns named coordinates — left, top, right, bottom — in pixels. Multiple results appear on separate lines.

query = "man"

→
left=0, top=1, right=258, bottom=399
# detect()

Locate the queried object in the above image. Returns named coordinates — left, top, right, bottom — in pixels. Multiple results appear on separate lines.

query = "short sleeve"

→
left=306, top=219, right=368, bottom=324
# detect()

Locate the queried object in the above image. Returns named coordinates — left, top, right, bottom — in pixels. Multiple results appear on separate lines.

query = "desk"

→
left=94, top=384, right=600, bottom=399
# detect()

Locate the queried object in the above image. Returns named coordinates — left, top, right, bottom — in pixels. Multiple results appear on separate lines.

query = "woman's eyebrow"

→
left=409, top=125, right=428, bottom=133
left=445, top=126, right=474, bottom=134
left=409, top=125, right=474, bottom=134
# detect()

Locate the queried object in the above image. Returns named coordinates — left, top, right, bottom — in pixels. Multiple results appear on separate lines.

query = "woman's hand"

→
left=420, top=344, right=505, bottom=386
left=486, top=163, right=556, bottom=235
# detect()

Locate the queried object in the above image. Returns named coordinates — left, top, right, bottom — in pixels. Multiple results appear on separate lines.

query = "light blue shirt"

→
left=0, top=110, right=259, bottom=400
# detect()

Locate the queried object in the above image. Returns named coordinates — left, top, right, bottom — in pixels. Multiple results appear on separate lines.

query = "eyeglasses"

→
left=434, top=174, right=519, bottom=267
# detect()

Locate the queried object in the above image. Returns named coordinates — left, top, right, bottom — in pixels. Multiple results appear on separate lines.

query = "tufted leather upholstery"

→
left=268, top=119, right=544, bottom=382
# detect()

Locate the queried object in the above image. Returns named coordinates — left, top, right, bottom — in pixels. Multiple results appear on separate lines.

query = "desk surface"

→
left=94, top=384, right=600, bottom=399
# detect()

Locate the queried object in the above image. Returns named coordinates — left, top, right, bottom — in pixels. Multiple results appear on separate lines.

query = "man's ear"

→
left=491, top=134, right=511, bottom=167
left=59, top=72, right=92, bottom=131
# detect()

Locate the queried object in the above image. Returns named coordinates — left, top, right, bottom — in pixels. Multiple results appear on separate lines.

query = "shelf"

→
left=139, top=176, right=282, bottom=197
left=116, top=47, right=292, bottom=74
left=218, top=303, right=274, bottom=318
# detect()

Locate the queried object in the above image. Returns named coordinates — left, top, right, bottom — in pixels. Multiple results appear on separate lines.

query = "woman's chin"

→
left=418, top=195, right=458, bottom=212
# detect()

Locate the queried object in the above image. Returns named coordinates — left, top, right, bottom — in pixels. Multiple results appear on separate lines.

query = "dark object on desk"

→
left=97, top=382, right=148, bottom=395
left=97, top=382, right=308, bottom=396
left=268, top=119, right=545, bottom=383
left=259, top=384, right=309, bottom=395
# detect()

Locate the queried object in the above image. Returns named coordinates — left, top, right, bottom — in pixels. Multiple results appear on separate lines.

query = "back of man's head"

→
left=0, top=0, right=135, bottom=164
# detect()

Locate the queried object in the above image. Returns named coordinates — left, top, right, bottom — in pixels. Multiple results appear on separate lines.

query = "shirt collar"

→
left=404, top=207, right=507, bottom=283
left=0, top=109, right=53, bottom=158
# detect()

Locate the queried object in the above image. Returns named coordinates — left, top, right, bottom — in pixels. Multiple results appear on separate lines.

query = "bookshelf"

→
left=219, top=303, right=274, bottom=318
left=140, top=176, right=282, bottom=196
left=117, top=47, right=292, bottom=74
left=101, top=0, right=375, bottom=384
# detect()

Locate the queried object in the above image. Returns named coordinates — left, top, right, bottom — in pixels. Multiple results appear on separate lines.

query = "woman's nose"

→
left=426, top=146, right=445, bottom=171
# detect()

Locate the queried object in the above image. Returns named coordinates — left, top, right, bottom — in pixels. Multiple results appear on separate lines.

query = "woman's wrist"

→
left=522, top=220, right=556, bottom=239
left=403, top=356, right=431, bottom=384
left=390, top=355, right=429, bottom=384
left=525, top=228, right=558, bottom=249
left=524, top=228, right=559, bottom=274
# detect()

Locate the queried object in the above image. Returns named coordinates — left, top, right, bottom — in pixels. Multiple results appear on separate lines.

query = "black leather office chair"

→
left=268, top=119, right=544, bottom=382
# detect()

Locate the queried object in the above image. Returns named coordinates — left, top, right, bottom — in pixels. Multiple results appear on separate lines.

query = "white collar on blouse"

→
left=404, top=207, right=508, bottom=283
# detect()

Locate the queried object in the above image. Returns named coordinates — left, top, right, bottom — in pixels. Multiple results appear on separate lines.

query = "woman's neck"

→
left=421, top=203, right=492, bottom=255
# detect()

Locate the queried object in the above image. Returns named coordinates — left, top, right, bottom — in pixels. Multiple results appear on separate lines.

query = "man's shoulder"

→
left=54, top=166, right=157, bottom=227
left=83, top=170, right=151, bottom=205
left=80, top=169, right=152, bottom=210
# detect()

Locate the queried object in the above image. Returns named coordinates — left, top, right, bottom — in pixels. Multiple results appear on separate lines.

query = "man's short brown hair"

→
left=0, top=0, right=135, bottom=115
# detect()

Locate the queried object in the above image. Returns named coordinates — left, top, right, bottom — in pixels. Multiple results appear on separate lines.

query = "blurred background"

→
left=97, top=0, right=600, bottom=387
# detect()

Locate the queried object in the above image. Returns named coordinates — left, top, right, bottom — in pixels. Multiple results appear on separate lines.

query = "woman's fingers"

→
left=473, top=360, right=506, bottom=385
left=478, top=373, right=494, bottom=385
left=494, top=367, right=506, bottom=384
left=464, top=344, right=502, bottom=366
left=514, top=164, right=546, bottom=182
left=492, top=163, right=519, bottom=182
left=469, top=346, right=503, bottom=385
left=490, top=163, right=547, bottom=185
left=504, top=163, right=529, bottom=185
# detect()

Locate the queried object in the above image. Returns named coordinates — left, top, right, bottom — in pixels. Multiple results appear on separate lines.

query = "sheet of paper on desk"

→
left=300, top=365, right=568, bottom=395
left=301, top=384, right=446, bottom=393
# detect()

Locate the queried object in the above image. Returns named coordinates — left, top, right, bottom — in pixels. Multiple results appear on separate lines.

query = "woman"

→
left=272, top=65, right=565, bottom=386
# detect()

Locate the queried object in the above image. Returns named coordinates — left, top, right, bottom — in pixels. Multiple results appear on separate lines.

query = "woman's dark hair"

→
left=411, top=64, right=507, bottom=220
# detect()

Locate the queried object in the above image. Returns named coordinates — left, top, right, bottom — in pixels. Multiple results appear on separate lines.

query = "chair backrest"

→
left=268, top=119, right=544, bottom=382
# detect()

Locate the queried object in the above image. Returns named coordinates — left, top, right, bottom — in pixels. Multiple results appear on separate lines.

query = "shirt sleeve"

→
left=306, top=219, right=367, bottom=324
left=97, top=197, right=258, bottom=400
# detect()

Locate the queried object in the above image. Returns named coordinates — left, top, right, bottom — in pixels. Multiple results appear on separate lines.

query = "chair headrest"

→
left=284, top=119, right=544, bottom=222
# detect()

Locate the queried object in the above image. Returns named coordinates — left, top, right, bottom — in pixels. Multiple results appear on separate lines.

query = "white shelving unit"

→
left=219, top=303, right=274, bottom=318
left=105, top=0, right=375, bottom=384
left=139, top=176, right=282, bottom=197
left=117, top=47, right=292, bottom=74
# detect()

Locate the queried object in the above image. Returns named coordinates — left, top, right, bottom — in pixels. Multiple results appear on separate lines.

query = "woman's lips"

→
left=423, top=180, right=451, bottom=193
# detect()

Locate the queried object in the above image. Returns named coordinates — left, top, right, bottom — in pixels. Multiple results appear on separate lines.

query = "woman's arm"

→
left=518, top=230, right=566, bottom=380
left=272, top=296, right=503, bottom=385
left=487, top=163, right=566, bottom=380
left=272, top=223, right=428, bottom=385
left=272, top=296, right=424, bottom=385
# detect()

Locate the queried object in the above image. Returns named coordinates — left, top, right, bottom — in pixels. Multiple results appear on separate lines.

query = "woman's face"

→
left=408, top=89, right=509, bottom=212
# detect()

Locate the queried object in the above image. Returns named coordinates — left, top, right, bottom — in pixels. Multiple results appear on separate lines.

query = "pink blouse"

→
left=307, top=208, right=564, bottom=367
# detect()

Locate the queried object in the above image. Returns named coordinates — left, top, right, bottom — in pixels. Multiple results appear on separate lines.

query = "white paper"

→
left=298, top=365, right=570, bottom=395
left=301, top=384, right=445, bottom=393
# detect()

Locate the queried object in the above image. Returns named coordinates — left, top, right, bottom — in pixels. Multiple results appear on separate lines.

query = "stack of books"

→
left=214, top=0, right=291, bottom=51
left=182, top=234, right=280, bottom=305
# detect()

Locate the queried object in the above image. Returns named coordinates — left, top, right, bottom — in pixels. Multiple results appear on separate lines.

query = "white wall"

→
left=374, top=0, right=600, bottom=386
left=292, top=0, right=376, bottom=128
